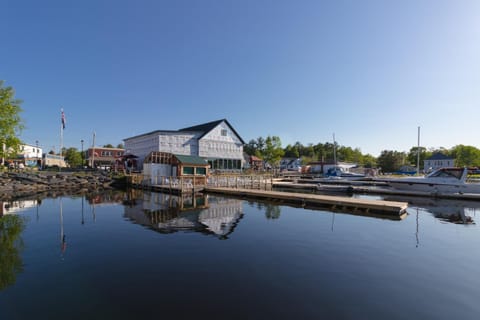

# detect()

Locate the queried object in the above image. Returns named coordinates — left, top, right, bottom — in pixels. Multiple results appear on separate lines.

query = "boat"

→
left=324, top=166, right=366, bottom=180
left=383, top=167, right=480, bottom=194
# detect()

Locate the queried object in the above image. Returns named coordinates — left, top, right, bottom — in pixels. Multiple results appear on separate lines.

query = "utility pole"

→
left=81, top=139, right=84, bottom=167
left=91, top=132, right=96, bottom=168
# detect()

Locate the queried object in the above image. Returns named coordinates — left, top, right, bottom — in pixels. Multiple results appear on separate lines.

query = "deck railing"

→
left=127, top=173, right=273, bottom=192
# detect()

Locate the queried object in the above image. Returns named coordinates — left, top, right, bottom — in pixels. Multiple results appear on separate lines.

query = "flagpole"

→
left=60, top=108, right=64, bottom=157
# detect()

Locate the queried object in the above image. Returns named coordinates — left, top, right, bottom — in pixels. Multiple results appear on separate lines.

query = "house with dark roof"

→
left=424, top=153, right=455, bottom=171
left=123, top=119, right=245, bottom=171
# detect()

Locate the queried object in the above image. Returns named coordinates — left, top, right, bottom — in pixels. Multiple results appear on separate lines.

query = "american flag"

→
left=61, top=109, right=66, bottom=129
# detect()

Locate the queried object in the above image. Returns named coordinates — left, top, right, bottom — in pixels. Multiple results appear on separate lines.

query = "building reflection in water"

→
left=123, top=191, right=244, bottom=239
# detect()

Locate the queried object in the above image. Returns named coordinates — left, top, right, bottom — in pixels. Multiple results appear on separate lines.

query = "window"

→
left=183, top=167, right=194, bottom=175
left=221, top=129, right=227, bottom=136
left=196, top=167, right=206, bottom=175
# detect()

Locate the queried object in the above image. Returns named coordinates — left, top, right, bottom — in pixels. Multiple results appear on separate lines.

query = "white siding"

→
left=158, top=133, right=198, bottom=155
left=199, top=122, right=243, bottom=159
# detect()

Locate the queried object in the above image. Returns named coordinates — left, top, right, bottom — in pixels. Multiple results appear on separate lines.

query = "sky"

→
left=1, top=0, right=479, bottom=156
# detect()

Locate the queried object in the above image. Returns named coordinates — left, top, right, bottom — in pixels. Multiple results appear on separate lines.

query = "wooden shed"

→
left=143, top=152, right=209, bottom=185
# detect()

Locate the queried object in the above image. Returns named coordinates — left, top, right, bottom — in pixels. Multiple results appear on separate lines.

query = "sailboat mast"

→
left=417, top=126, right=420, bottom=175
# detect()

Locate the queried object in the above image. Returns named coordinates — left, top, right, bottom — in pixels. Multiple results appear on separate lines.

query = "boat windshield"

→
left=428, top=168, right=464, bottom=180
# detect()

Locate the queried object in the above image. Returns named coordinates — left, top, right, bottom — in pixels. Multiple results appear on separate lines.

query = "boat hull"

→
left=387, top=180, right=480, bottom=194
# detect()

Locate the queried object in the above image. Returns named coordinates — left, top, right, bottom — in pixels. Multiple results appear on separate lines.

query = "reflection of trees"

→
left=264, top=204, right=281, bottom=219
left=0, top=214, right=26, bottom=290
left=247, top=201, right=281, bottom=219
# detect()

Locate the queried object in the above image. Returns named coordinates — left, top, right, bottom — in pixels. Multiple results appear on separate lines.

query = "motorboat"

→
left=324, top=166, right=366, bottom=180
left=383, top=167, right=480, bottom=194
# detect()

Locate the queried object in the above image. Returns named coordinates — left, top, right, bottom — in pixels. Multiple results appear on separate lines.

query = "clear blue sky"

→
left=2, top=0, right=479, bottom=156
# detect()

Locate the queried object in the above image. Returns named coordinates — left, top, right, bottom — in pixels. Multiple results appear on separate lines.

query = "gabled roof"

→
left=426, top=153, right=454, bottom=160
left=124, top=119, right=245, bottom=144
left=179, top=118, right=245, bottom=144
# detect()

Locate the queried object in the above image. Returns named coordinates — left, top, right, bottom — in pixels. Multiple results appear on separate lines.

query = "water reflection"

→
left=123, top=191, right=244, bottom=239
left=383, top=196, right=478, bottom=225
left=0, top=213, right=27, bottom=290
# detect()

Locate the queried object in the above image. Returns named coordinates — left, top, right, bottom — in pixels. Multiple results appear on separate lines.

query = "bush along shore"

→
left=0, top=170, right=126, bottom=201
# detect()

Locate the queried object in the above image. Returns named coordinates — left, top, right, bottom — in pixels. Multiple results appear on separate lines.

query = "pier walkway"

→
left=205, top=187, right=408, bottom=216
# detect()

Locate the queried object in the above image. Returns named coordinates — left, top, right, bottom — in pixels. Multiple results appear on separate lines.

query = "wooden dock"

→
left=204, top=187, right=408, bottom=216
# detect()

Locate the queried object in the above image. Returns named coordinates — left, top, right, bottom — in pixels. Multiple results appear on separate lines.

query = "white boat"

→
left=384, top=167, right=480, bottom=194
left=324, top=166, right=366, bottom=180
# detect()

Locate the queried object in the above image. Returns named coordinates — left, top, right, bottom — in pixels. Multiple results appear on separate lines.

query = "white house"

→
left=424, top=153, right=455, bottom=172
left=280, top=158, right=302, bottom=172
left=124, top=119, right=245, bottom=171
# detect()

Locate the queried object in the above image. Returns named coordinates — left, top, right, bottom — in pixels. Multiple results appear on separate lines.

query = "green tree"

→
left=260, top=136, right=285, bottom=168
left=116, top=143, right=124, bottom=149
left=284, top=144, right=300, bottom=158
left=64, top=147, right=83, bottom=167
left=0, top=81, right=24, bottom=163
left=103, top=144, right=114, bottom=148
left=377, top=150, right=406, bottom=173
left=244, top=139, right=258, bottom=156
left=0, top=214, right=26, bottom=290
left=406, top=146, right=430, bottom=166
left=449, top=145, right=480, bottom=167
left=362, top=154, right=377, bottom=168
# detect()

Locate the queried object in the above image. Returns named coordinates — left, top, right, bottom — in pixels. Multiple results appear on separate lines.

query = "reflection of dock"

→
left=204, top=187, right=407, bottom=216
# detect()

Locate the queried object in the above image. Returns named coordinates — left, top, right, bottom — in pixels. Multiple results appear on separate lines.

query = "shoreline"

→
left=0, top=170, right=125, bottom=201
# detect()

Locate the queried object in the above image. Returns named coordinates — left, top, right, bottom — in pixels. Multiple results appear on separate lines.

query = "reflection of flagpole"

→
left=415, top=208, right=419, bottom=248
left=60, top=198, right=67, bottom=258
left=81, top=196, right=85, bottom=225
left=331, top=212, right=335, bottom=232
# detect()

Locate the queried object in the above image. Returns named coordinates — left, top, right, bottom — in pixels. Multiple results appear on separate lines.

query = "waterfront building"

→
left=85, top=147, right=125, bottom=169
left=424, top=153, right=455, bottom=172
left=123, top=119, right=245, bottom=172
left=42, top=153, right=67, bottom=168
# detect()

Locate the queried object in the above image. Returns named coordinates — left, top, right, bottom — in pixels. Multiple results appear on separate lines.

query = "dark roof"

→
left=174, top=154, right=209, bottom=166
left=179, top=119, right=245, bottom=144
left=123, top=130, right=178, bottom=141
left=426, top=153, right=454, bottom=160
left=124, top=119, right=245, bottom=144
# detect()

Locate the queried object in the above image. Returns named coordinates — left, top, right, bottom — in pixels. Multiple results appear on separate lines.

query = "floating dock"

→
left=204, top=187, right=408, bottom=216
left=273, top=179, right=480, bottom=201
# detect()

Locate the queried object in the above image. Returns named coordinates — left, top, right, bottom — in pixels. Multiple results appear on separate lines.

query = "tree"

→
left=0, top=81, right=24, bottom=163
left=449, top=145, right=480, bottom=167
left=103, top=144, right=114, bottom=148
left=377, top=150, right=406, bottom=173
left=116, top=143, right=124, bottom=149
left=259, top=136, right=285, bottom=168
left=406, top=146, right=430, bottom=166
left=64, top=147, right=83, bottom=167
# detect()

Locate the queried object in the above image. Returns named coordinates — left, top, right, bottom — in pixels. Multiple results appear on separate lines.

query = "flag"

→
left=61, top=109, right=66, bottom=129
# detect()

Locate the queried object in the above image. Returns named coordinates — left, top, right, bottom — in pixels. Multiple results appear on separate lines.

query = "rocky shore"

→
left=0, top=171, right=125, bottom=201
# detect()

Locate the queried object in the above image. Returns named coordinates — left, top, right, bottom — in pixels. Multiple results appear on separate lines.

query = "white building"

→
left=124, top=119, right=245, bottom=171
left=424, top=153, right=455, bottom=172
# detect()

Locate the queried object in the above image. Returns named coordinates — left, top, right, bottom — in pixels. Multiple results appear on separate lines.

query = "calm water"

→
left=1, top=190, right=479, bottom=320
